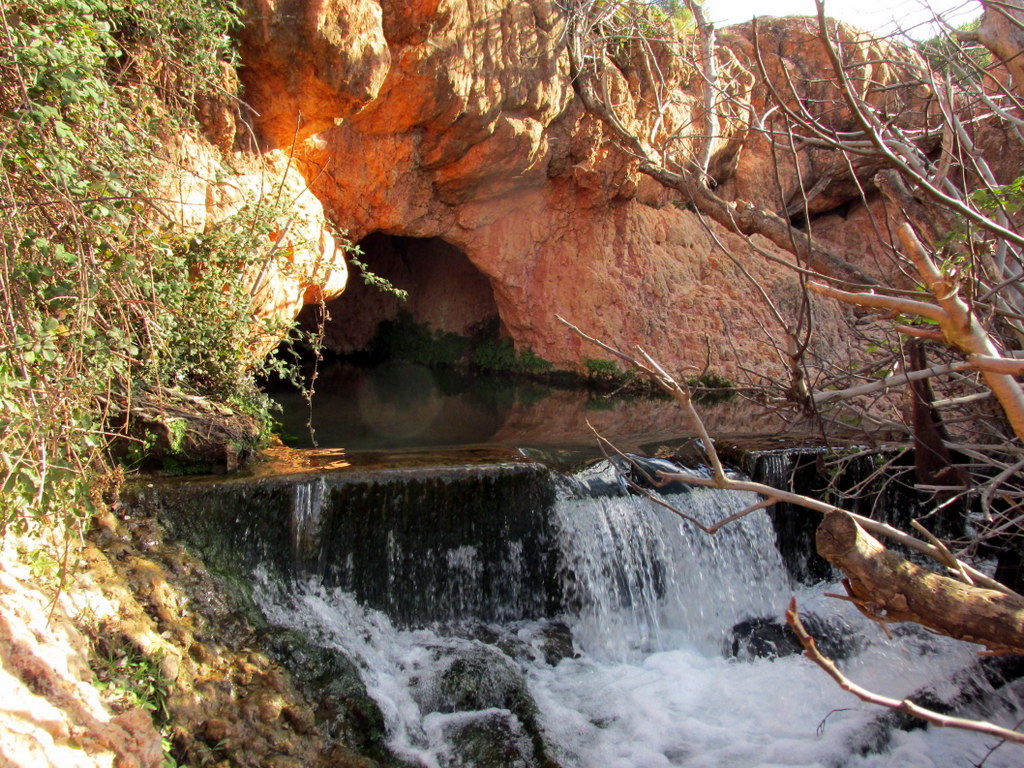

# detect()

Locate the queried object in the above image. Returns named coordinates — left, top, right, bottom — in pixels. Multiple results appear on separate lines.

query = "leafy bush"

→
left=516, top=348, right=554, bottom=375
left=0, top=0, right=308, bottom=537
left=472, top=338, right=518, bottom=372
left=686, top=371, right=735, bottom=404
left=471, top=339, right=554, bottom=375
left=688, top=371, right=734, bottom=389
left=368, top=312, right=469, bottom=367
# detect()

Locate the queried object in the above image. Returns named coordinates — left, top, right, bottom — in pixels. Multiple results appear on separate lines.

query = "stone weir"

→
left=124, top=462, right=562, bottom=627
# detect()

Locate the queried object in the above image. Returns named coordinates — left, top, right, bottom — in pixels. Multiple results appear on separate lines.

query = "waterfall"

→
left=554, top=463, right=789, bottom=660
left=137, top=458, right=1024, bottom=768
left=290, top=477, right=326, bottom=573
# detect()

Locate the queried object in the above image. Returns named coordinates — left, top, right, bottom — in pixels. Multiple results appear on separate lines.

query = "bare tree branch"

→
left=787, top=597, right=1024, bottom=744
left=559, top=316, right=1016, bottom=596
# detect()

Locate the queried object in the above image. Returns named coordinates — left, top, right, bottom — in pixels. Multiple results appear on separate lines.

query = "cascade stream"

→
left=135, top=454, right=1024, bottom=768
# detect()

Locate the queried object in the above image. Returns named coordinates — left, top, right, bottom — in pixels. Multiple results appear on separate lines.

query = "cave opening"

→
left=312, top=232, right=506, bottom=364
left=266, top=233, right=527, bottom=449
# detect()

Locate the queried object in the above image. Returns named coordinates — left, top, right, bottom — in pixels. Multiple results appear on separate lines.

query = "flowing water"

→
left=235, top=460, right=1024, bottom=768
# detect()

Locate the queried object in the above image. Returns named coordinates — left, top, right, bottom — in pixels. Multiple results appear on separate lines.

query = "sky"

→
left=706, top=0, right=982, bottom=39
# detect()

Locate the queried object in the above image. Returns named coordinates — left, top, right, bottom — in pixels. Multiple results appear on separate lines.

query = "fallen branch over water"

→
left=815, top=511, right=1024, bottom=656
left=787, top=597, right=1024, bottom=745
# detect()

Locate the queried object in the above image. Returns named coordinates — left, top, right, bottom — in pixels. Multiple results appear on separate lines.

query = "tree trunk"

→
left=967, top=0, right=1024, bottom=91
left=816, top=511, right=1024, bottom=655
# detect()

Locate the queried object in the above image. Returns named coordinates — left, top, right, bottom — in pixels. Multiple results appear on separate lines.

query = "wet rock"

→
left=413, top=643, right=560, bottom=768
left=263, top=629, right=389, bottom=759
left=436, top=709, right=541, bottom=768
left=728, top=617, right=803, bottom=659
left=255, top=692, right=285, bottom=722
left=727, top=613, right=855, bottom=661
left=265, top=757, right=306, bottom=768
left=423, top=645, right=534, bottom=716
left=846, top=654, right=1024, bottom=755
left=535, top=622, right=576, bottom=666
left=438, top=619, right=577, bottom=667
left=202, top=717, right=233, bottom=744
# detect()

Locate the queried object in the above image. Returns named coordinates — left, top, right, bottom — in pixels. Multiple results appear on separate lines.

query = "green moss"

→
left=164, top=418, right=188, bottom=455
left=361, top=313, right=557, bottom=380
left=584, top=358, right=619, bottom=381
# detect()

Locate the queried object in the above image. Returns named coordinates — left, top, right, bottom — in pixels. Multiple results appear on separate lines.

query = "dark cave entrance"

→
left=273, top=234, right=532, bottom=449
left=313, top=232, right=505, bottom=359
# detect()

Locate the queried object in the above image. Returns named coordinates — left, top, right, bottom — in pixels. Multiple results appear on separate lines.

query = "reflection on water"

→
left=270, top=361, right=523, bottom=449
left=267, top=361, right=808, bottom=456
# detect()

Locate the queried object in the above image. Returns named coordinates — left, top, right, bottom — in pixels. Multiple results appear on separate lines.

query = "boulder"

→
left=727, top=612, right=856, bottom=661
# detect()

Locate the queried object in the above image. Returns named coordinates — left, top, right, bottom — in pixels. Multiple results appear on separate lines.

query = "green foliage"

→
left=686, top=371, right=735, bottom=404
left=935, top=174, right=1024, bottom=285
left=650, top=0, right=695, bottom=31
left=516, top=348, right=554, bottom=376
left=89, top=630, right=182, bottom=766
left=916, top=18, right=987, bottom=85
left=596, top=0, right=696, bottom=42
left=472, top=338, right=518, bottom=372
left=363, top=313, right=555, bottom=377
left=0, top=0, right=314, bottom=539
left=687, top=371, right=733, bottom=389
left=970, top=175, right=1024, bottom=216
left=471, top=338, right=553, bottom=375
left=143, top=199, right=308, bottom=399
left=369, top=311, right=469, bottom=367
left=18, top=542, right=61, bottom=588
left=347, top=248, right=409, bottom=301
left=91, top=635, right=171, bottom=721
left=584, top=357, right=620, bottom=381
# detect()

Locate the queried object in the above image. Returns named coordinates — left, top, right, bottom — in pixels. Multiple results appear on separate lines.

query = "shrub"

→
left=0, top=0, right=307, bottom=537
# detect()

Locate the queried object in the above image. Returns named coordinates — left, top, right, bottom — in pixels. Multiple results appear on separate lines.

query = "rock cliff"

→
left=232, top=0, right=930, bottom=379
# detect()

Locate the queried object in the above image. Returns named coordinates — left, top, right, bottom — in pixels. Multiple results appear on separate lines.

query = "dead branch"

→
left=966, top=355, right=1024, bottom=375
left=814, top=0, right=1024, bottom=250
left=787, top=597, right=1024, bottom=745
left=590, top=429, right=776, bottom=534
left=816, top=511, right=1024, bottom=654
left=961, top=0, right=1024, bottom=94
left=559, top=316, right=1015, bottom=596
left=812, top=362, right=969, bottom=405
left=561, top=1, right=877, bottom=286
left=807, top=218, right=1024, bottom=442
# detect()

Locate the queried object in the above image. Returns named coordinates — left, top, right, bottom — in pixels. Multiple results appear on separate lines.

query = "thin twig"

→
left=787, top=598, right=1024, bottom=745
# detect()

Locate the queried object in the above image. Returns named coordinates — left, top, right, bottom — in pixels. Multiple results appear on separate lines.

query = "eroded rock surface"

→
left=233, top=2, right=933, bottom=378
left=155, top=133, right=347, bottom=357
left=0, top=540, right=163, bottom=768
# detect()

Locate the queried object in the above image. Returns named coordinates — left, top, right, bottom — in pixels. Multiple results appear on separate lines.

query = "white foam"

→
left=252, top=475, right=1024, bottom=768
left=529, top=583, right=1008, bottom=768
left=555, top=484, right=791, bottom=661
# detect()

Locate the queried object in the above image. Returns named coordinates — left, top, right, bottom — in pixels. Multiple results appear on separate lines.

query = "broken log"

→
left=816, top=511, right=1024, bottom=655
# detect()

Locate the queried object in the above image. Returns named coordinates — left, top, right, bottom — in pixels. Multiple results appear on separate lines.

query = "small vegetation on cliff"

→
left=356, top=311, right=560, bottom=379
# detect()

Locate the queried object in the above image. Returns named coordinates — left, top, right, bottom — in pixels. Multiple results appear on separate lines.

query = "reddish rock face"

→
left=719, top=16, right=936, bottom=216
left=237, top=0, right=391, bottom=142
left=236, top=2, right=928, bottom=380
